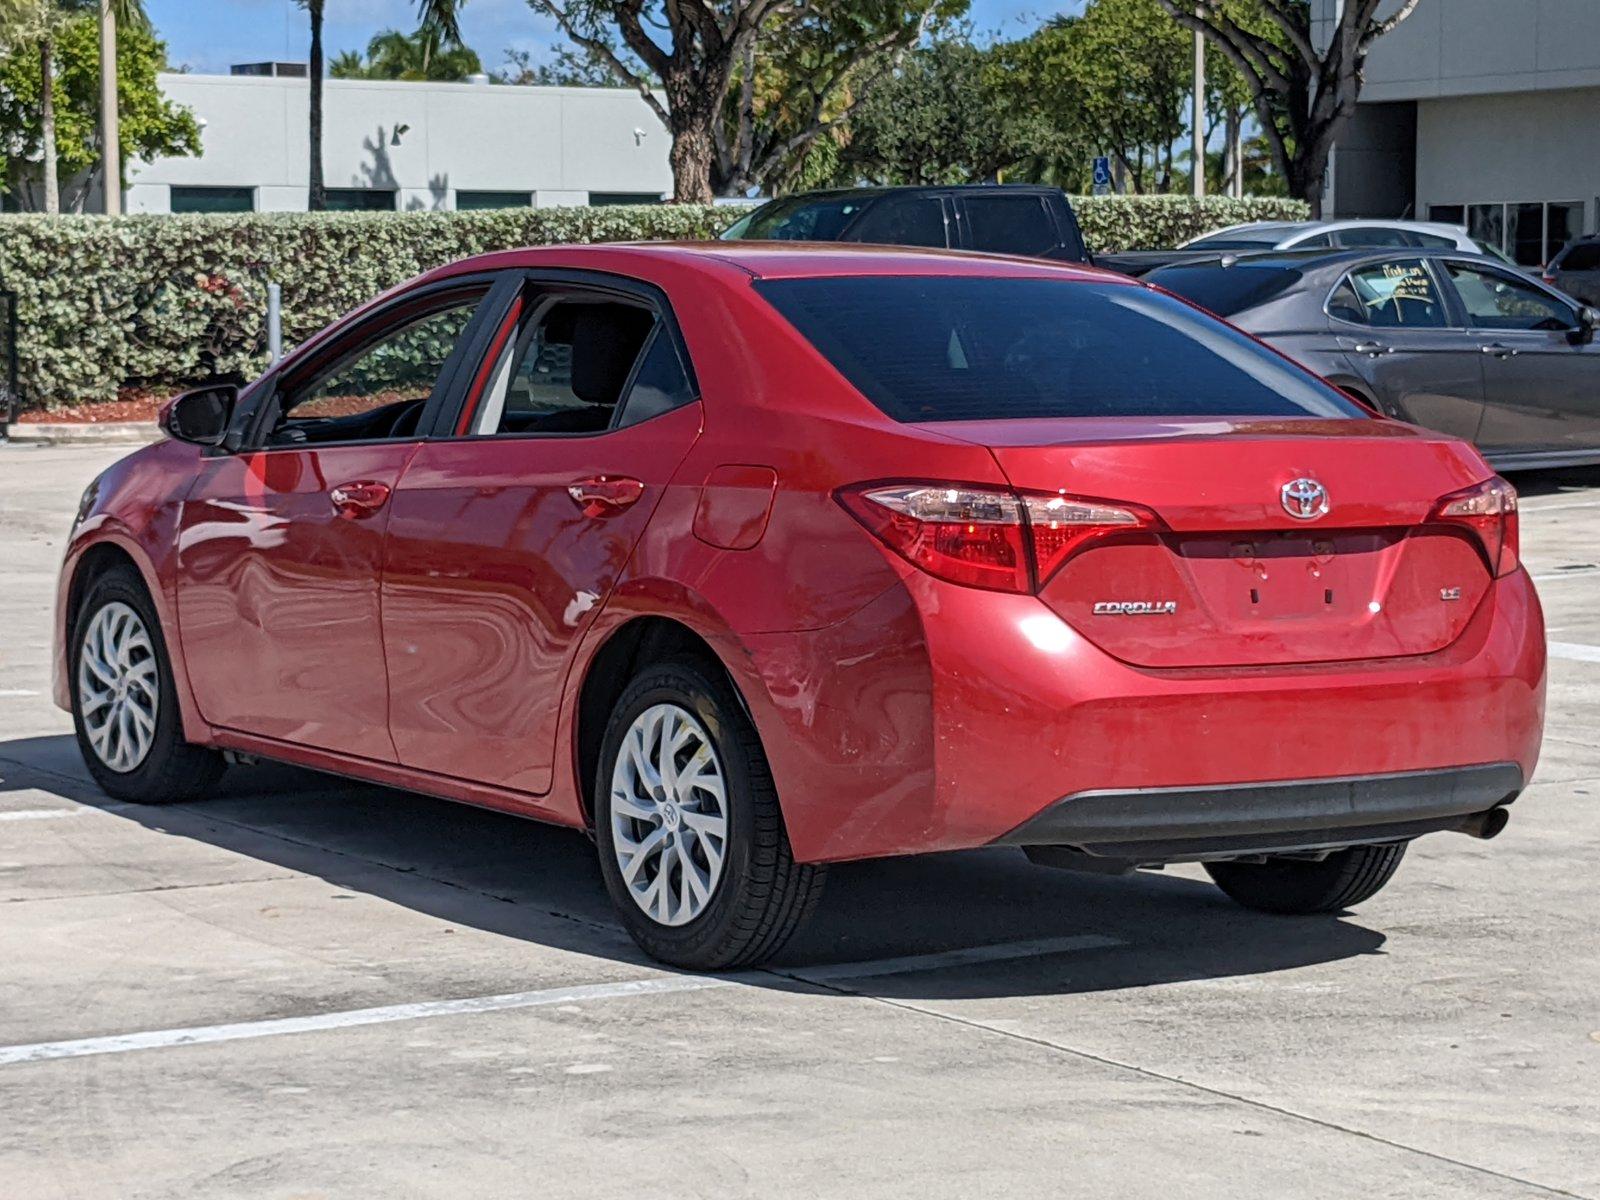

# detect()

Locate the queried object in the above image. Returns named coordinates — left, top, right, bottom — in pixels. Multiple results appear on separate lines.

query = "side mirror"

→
left=1573, top=306, right=1600, bottom=345
left=160, top=384, right=237, bottom=447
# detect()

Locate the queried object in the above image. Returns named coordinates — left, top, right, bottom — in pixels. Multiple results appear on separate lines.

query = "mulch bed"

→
left=15, top=390, right=168, bottom=424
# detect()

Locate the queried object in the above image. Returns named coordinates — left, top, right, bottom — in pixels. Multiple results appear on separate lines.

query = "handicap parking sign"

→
left=1092, top=156, right=1113, bottom=195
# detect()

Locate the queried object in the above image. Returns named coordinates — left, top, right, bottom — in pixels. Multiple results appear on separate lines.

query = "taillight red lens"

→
left=1431, top=476, right=1519, bottom=576
left=840, top=484, right=1156, bottom=593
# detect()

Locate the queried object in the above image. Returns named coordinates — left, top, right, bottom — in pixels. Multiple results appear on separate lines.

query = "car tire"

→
left=69, top=565, right=225, bottom=804
left=1205, top=843, right=1406, bottom=915
left=593, top=657, right=825, bottom=970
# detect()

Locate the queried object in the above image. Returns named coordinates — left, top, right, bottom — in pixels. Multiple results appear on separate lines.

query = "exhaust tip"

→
left=1458, top=806, right=1511, bottom=840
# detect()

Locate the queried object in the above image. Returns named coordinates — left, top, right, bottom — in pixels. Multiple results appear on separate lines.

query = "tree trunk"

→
left=669, top=120, right=714, bottom=203
left=308, top=1, right=326, bottom=211
left=40, top=36, right=59, bottom=215
left=1224, top=108, right=1241, bottom=197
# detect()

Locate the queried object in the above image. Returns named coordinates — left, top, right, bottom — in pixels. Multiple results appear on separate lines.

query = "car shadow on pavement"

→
left=1, top=734, right=1387, bottom=1000
left=1503, top=463, right=1600, bottom=497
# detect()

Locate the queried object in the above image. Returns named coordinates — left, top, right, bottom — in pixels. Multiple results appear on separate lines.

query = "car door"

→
left=379, top=274, right=702, bottom=794
left=175, top=280, right=497, bottom=760
left=1325, top=256, right=1487, bottom=439
left=1438, top=258, right=1600, bottom=454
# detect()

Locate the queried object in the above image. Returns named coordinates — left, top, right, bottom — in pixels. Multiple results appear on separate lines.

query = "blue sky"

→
left=146, top=0, right=1081, bottom=76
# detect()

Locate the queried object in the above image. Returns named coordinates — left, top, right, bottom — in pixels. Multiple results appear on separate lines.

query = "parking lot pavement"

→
left=2, top=445, right=1597, bottom=1200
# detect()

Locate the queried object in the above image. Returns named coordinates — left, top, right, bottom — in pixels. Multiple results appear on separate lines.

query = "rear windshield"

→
left=1184, top=230, right=1285, bottom=250
left=1147, top=262, right=1304, bottom=316
left=719, top=196, right=869, bottom=242
left=755, top=276, right=1363, bottom=423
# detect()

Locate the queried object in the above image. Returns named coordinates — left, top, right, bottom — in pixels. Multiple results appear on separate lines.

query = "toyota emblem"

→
left=1281, top=477, right=1329, bottom=520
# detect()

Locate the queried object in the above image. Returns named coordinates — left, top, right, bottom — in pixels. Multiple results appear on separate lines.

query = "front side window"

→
left=1443, top=263, right=1575, bottom=331
left=756, top=276, right=1363, bottom=423
left=1557, top=242, right=1600, bottom=272
left=719, top=195, right=868, bottom=242
left=1328, top=260, right=1447, bottom=328
left=472, top=296, right=692, bottom=435
left=962, top=195, right=1057, bottom=256
left=272, top=297, right=481, bottom=444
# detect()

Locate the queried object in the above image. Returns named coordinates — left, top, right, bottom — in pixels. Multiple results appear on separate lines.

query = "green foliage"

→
left=331, top=25, right=484, bottom=82
left=1018, top=0, right=1191, bottom=194
left=839, top=37, right=1076, bottom=187
left=0, top=8, right=197, bottom=206
left=0, top=196, right=1307, bottom=409
left=1072, top=193, right=1305, bottom=252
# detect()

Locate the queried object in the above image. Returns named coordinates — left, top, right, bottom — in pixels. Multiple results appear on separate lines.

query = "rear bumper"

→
left=745, top=566, right=1545, bottom=865
left=997, top=762, right=1523, bottom=861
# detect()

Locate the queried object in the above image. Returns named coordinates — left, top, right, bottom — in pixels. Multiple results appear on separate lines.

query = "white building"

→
left=125, top=69, right=672, bottom=214
left=1329, top=0, right=1600, bottom=265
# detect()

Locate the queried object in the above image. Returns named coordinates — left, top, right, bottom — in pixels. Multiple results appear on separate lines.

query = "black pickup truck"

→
left=719, top=185, right=1091, bottom=263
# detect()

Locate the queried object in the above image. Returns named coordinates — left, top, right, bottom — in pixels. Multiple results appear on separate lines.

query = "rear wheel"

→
left=1205, top=843, right=1407, bottom=915
left=593, top=658, right=824, bottom=970
left=70, top=565, right=225, bottom=804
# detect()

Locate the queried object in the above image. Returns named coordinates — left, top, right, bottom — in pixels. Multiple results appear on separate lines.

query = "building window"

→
left=456, top=191, right=532, bottom=211
left=324, top=189, right=396, bottom=212
left=1443, top=201, right=1586, bottom=266
left=588, top=191, right=664, bottom=206
left=171, top=186, right=255, bottom=214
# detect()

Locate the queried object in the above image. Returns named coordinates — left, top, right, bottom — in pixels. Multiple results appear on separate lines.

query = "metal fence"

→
left=0, top=289, right=18, bottom=429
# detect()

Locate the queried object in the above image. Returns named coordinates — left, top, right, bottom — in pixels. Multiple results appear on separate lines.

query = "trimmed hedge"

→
left=0, top=195, right=1306, bottom=408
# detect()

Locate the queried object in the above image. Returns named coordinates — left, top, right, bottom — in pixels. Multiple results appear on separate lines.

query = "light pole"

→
left=1191, top=24, right=1205, bottom=198
left=99, top=0, right=121, bottom=216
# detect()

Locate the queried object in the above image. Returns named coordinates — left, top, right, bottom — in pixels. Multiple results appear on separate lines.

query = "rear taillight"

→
left=1431, top=476, right=1519, bottom=577
left=838, top=483, right=1157, bottom=594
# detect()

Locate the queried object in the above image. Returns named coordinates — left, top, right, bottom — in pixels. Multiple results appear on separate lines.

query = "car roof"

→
left=1145, top=246, right=1523, bottom=284
left=750, top=184, right=1063, bottom=202
left=428, top=240, right=1122, bottom=284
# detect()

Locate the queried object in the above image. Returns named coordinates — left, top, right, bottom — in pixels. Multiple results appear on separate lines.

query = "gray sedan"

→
left=1147, top=248, right=1600, bottom=470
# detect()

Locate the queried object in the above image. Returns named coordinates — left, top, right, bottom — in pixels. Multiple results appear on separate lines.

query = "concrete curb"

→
left=4, top=422, right=162, bottom=446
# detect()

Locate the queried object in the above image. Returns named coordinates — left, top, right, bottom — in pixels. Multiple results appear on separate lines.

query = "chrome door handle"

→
left=1352, top=340, right=1390, bottom=356
left=329, top=480, right=392, bottom=519
left=1480, top=343, right=1520, bottom=357
left=567, top=476, right=645, bottom=518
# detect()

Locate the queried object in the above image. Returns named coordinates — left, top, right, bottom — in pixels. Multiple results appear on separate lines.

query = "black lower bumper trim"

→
left=998, top=763, right=1524, bottom=862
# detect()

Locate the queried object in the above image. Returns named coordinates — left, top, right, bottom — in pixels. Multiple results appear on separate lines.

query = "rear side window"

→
left=1329, top=260, right=1447, bottom=328
left=755, top=276, right=1363, bottom=423
left=1146, top=263, right=1303, bottom=317
left=1557, top=242, right=1600, bottom=271
left=962, top=195, right=1058, bottom=256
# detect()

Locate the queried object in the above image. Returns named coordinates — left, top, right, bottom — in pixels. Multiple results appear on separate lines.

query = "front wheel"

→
left=69, top=565, right=225, bottom=804
left=593, top=658, right=824, bottom=970
left=1206, top=843, right=1407, bottom=915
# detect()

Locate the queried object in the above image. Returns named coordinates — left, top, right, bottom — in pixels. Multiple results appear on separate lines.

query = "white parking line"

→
left=0, top=689, right=39, bottom=698
left=1549, top=641, right=1600, bottom=664
left=0, top=933, right=1124, bottom=1068
left=0, top=808, right=81, bottom=822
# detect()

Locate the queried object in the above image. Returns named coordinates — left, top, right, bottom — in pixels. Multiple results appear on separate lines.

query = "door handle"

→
left=567, top=476, right=645, bottom=518
left=1480, top=343, right=1520, bottom=357
left=329, top=480, right=392, bottom=519
left=1352, top=340, right=1390, bottom=356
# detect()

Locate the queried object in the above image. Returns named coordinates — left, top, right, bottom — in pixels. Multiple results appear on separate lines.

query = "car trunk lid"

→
left=928, top=417, right=1498, bottom=669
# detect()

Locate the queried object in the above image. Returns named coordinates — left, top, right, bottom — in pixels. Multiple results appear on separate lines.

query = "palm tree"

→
left=1, top=0, right=144, bottom=214
left=330, top=25, right=483, bottom=82
left=97, top=0, right=151, bottom=215
left=297, top=1, right=469, bottom=211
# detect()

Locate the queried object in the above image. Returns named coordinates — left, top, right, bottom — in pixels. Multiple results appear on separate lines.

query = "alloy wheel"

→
left=77, top=601, right=160, bottom=773
left=608, top=702, right=729, bottom=927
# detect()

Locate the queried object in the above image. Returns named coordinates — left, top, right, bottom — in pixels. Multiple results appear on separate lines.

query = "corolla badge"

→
left=1281, top=477, right=1330, bottom=520
left=1092, top=600, right=1178, bottom=616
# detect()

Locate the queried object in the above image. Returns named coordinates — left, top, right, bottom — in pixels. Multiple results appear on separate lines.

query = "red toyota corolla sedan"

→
left=54, top=243, right=1545, bottom=969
